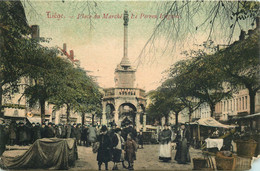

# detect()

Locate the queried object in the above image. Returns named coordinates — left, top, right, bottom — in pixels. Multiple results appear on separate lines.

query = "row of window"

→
left=217, top=96, right=248, bottom=112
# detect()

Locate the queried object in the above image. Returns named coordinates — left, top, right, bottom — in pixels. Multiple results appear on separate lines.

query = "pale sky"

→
left=23, top=0, right=252, bottom=91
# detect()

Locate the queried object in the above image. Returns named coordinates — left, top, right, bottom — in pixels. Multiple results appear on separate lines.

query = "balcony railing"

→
left=104, top=88, right=146, bottom=98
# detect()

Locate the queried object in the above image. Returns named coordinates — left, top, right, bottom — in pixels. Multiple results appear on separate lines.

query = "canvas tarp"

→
left=191, top=117, right=236, bottom=129
left=0, top=138, right=78, bottom=170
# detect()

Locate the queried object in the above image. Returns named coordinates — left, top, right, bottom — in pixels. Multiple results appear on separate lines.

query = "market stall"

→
left=0, top=138, right=78, bottom=170
left=190, top=117, right=236, bottom=150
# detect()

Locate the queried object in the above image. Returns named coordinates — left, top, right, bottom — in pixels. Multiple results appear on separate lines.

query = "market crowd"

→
left=93, top=123, right=191, bottom=170
left=0, top=120, right=94, bottom=146
left=0, top=119, right=144, bottom=170
left=1, top=118, right=193, bottom=170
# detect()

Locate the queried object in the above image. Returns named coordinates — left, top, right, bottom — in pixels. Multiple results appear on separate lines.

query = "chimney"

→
left=239, top=30, right=245, bottom=41
left=70, top=50, right=74, bottom=60
left=63, top=43, right=67, bottom=52
left=31, top=25, right=40, bottom=39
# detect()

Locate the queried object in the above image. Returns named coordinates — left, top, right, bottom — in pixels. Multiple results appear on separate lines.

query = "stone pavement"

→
left=2, top=144, right=205, bottom=170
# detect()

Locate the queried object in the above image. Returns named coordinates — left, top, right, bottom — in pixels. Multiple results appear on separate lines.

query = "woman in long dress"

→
left=174, top=123, right=191, bottom=164
left=158, top=124, right=172, bottom=162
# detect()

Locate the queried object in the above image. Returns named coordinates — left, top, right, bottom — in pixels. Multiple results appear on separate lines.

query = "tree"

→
left=23, top=47, right=69, bottom=123
left=73, top=71, right=102, bottom=126
left=215, top=28, right=260, bottom=114
left=0, top=1, right=30, bottom=117
left=160, top=79, right=186, bottom=128
left=146, top=83, right=185, bottom=126
left=50, top=66, right=101, bottom=124
left=169, top=49, right=234, bottom=118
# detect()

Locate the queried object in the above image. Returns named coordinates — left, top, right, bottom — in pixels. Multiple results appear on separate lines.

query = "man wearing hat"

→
left=174, top=123, right=191, bottom=164
left=44, top=122, right=55, bottom=138
left=70, top=123, right=77, bottom=139
left=96, top=125, right=112, bottom=170
left=75, top=124, right=82, bottom=145
left=18, top=122, right=27, bottom=146
left=40, top=123, right=46, bottom=138
left=32, top=122, right=41, bottom=143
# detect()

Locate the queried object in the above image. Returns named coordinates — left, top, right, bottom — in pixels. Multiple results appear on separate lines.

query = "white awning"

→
left=193, top=117, right=236, bottom=129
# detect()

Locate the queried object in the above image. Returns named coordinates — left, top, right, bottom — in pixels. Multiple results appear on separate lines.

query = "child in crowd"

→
left=124, top=133, right=137, bottom=170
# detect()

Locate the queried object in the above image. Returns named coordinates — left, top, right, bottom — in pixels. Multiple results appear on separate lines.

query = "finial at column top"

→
left=124, top=10, right=129, bottom=26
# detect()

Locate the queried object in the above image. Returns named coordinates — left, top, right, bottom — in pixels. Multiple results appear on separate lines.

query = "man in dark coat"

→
left=70, top=123, right=77, bottom=138
left=44, top=122, right=55, bottom=138
left=97, top=125, right=112, bottom=170
left=108, top=124, right=116, bottom=142
left=32, top=122, right=41, bottom=142
left=40, top=123, right=46, bottom=138
left=174, top=123, right=191, bottom=164
left=4, top=124, right=10, bottom=145
left=75, top=124, right=82, bottom=145
left=18, top=122, right=27, bottom=146
left=122, top=124, right=134, bottom=141
left=9, top=122, right=17, bottom=146
left=137, top=130, right=144, bottom=149
left=81, top=125, right=88, bottom=146
left=25, top=122, right=32, bottom=145
left=0, top=118, right=7, bottom=156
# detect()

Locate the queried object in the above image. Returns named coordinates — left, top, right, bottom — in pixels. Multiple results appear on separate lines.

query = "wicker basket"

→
left=215, top=152, right=236, bottom=170
left=236, top=139, right=257, bottom=157
left=193, top=158, right=207, bottom=170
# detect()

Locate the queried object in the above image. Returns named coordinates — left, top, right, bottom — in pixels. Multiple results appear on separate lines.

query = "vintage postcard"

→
left=0, top=0, right=259, bottom=170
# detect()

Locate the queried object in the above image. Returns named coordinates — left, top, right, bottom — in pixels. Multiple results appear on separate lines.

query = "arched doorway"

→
left=118, top=103, right=137, bottom=126
left=105, top=103, right=115, bottom=125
